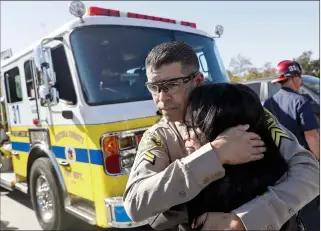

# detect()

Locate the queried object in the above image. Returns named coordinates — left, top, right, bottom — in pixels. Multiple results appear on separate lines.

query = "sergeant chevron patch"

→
left=143, top=151, right=156, bottom=165
left=264, top=107, right=293, bottom=147
left=270, top=126, right=292, bottom=147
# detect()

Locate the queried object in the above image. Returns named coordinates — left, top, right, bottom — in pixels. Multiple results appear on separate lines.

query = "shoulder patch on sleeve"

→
left=264, top=107, right=293, bottom=147
left=264, top=107, right=276, bottom=129
left=137, top=132, right=163, bottom=154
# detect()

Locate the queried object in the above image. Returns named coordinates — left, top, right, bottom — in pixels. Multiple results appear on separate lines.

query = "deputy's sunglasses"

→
left=145, top=71, right=199, bottom=95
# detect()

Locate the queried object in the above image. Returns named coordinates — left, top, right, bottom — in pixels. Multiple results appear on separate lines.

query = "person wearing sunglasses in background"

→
left=123, top=42, right=319, bottom=230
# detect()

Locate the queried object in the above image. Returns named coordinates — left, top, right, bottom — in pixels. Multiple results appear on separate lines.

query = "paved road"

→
left=0, top=187, right=152, bottom=231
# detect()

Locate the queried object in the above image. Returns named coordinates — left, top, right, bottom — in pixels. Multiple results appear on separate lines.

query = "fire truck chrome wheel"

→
left=35, top=175, right=54, bottom=222
left=29, top=157, right=72, bottom=230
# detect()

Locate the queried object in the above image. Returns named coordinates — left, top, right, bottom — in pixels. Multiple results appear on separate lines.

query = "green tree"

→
left=227, top=69, right=242, bottom=82
left=226, top=50, right=320, bottom=83
left=261, top=62, right=273, bottom=78
left=244, top=67, right=263, bottom=80
left=228, top=54, right=252, bottom=77
left=310, top=59, right=320, bottom=77
left=230, top=76, right=242, bottom=82
left=293, top=51, right=320, bottom=78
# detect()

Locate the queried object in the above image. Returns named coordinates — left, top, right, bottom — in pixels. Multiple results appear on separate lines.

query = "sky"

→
left=1, top=1, right=319, bottom=69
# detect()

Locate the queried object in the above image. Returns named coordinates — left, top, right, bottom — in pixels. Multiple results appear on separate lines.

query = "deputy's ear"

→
left=195, top=72, right=204, bottom=85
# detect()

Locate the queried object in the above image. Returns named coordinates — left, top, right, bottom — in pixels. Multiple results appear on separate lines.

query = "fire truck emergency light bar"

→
left=86, top=6, right=197, bottom=28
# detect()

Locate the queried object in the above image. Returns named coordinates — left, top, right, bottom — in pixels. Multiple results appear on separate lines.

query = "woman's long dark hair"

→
left=184, top=83, right=290, bottom=228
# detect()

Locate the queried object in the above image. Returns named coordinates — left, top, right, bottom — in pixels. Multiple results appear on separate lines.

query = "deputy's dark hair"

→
left=145, top=41, right=199, bottom=75
left=184, top=83, right=290, bottom=228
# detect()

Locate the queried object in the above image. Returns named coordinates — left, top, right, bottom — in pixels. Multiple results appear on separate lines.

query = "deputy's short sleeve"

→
left=298, top=99, right=319, bottom=131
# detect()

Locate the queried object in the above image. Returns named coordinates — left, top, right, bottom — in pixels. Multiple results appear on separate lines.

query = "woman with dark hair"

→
left=183, top=83, right=294, bottom=230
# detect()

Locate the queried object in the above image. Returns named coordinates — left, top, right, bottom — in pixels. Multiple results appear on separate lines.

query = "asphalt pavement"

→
left=0, top=187, right=152, bottom=231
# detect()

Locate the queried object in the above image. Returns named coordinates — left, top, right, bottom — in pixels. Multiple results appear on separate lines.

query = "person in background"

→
left=264, top=60, right=320, bottom=231
left=264, top=60, right=319, bottom=159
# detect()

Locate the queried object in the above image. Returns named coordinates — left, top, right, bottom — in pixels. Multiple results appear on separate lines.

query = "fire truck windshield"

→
left=70, top=25, right=229, bottom=106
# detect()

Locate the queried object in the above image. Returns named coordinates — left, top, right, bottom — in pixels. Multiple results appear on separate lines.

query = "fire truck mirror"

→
left=33, top=46, right=44, bottom=82
left=33, top=45, right=56, bottom=87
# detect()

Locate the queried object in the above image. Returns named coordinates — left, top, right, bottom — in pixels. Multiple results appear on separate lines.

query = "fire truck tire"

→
left=29, top=157, right=72, bottom=230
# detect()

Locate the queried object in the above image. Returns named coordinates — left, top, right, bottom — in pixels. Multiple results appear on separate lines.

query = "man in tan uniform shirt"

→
left=123, top=41, right=319, bottom=230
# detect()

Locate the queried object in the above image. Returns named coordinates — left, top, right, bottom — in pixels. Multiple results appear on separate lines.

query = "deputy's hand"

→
left=211, top=124, right=266, bottom=165
left=192, top=212, right=246, bottom=230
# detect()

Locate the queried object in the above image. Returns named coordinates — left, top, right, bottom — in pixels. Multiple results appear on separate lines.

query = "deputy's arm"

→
left=123, top=129, right=225, bottom=222
left=232, top=114, right=320, bottom=230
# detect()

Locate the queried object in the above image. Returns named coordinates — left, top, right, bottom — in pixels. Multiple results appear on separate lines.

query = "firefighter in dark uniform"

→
left=264, top=60, right=320, bottom=231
